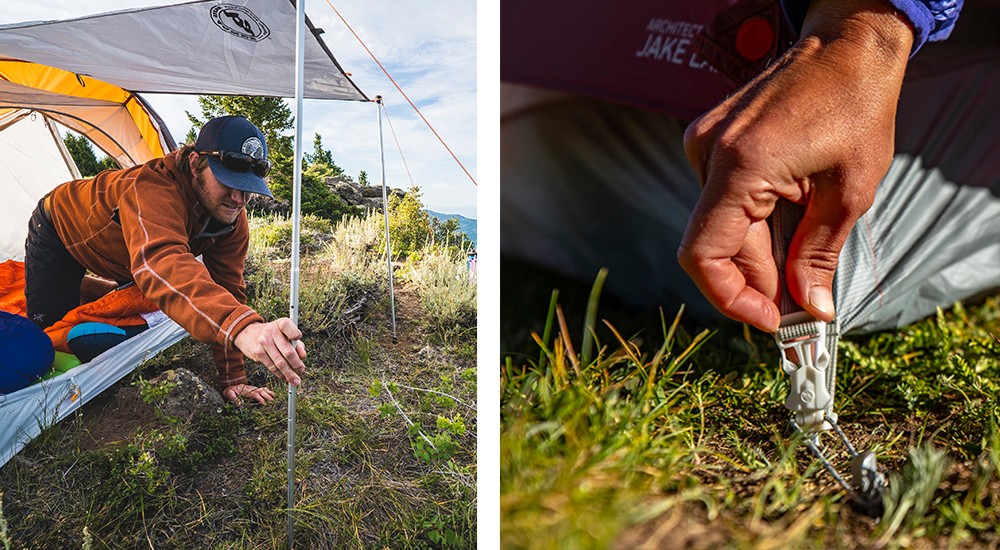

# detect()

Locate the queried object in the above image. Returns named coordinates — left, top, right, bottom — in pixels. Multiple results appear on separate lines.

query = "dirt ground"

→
left=2, top=276, right=477, bottom=547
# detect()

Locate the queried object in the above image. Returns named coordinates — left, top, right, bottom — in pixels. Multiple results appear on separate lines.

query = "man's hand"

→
left=222, top=383, right=276, bottom=405
left=677, top=0, right=914, bottom=332
left=234, top=318, right=307, bottom=386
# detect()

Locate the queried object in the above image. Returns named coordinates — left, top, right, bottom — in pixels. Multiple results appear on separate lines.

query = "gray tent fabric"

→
left=0, top=0, right=367, bottom=101
left=501, top=86, right=713, bottom=320
left=835, top=53, right=1000, bottom=333
left=501, top=35, right=1000, bottom=337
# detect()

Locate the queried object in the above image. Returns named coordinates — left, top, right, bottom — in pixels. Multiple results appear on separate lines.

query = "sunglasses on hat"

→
left=197, top=150, right=271, bottom=177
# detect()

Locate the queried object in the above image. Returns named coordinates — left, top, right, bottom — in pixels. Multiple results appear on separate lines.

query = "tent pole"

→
left=376, top=96, right=397, bottom=339
left=287, top=0, right=306, bottom=548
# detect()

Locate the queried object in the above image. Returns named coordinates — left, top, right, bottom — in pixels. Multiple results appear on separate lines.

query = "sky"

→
left=0, top=0, right=478, bottom=219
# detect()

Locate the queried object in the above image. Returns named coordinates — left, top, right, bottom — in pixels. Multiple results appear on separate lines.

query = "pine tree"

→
left=63, top=132, right=119, bottom=177
left=304, top=132, right=344, bottom=180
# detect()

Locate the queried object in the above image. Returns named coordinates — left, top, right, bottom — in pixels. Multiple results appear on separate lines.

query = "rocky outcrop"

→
left=248, top=175, right=407, bottom=217
left=247, top=193, right=289, bottom=216
left=326, top=175, right=406, bottom=212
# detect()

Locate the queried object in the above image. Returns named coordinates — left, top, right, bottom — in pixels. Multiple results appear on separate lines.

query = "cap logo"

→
left=242, top=137, right=265, bottom=159
left=210, top=5, right=270, bottom=42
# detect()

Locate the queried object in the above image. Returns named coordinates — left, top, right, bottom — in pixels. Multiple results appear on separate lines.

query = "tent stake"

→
left=287, top=0, right=307, bottom=548
left=376, top=96, right=397, bottom=340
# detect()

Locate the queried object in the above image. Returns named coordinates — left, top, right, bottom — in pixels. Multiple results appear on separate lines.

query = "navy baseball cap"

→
left=194, top=116, right=273, bottom=197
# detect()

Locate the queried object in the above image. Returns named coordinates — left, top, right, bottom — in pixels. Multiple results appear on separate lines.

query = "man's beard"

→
left=193, top=169, right=243, bottom=224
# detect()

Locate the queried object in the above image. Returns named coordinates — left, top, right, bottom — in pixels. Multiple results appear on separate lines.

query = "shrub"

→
left=403, top=246, right=476, bottom=342
left=249, top=213, right=335, bottom=258
left=386, top=188, right=433, bottom=260
left=322, top=212, right=387, bottom=281
left=245, top=213, right=383, bottom=337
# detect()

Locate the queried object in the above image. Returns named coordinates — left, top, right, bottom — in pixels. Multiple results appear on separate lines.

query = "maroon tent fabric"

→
left=501, top=0, right=797, bottom=120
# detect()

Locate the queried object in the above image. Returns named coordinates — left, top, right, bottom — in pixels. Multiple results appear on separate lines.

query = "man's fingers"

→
left=263, top=337, right=302, bottom=386
left=251, top=387, right=275, bottom=404
left=734, top=219, right=779, bottom=304
left=681, top=253, right=781, bottom=332
left=223, top=384, right=277, bottom=405
left=273, top=319, right=306, bottom=374
left=236, top=320, right=306, bottom=386
left=785, top=174, right=874, bottom=321
left=249, top=389, right=266, bottom=405
left=679, top=173, right=782, bottom=332
left=278, top=317, right=303, bottom=341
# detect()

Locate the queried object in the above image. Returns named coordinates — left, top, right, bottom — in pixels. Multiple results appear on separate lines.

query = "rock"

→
left=146, top=368, right=224, bottom=421
left=247, top=193, right=290, bottom=216
left=359, top=185, right=384, bottom=198
left=245, top=174, right=409, bottom=218
left=329, top=179, right=363, bottom=206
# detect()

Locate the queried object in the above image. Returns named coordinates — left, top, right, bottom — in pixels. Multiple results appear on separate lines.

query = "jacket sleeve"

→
left=203, top=215, right=259, bottom=387
left=780, top=0, right=963, bottom=56
left=117, top=171, right=263, bottom=386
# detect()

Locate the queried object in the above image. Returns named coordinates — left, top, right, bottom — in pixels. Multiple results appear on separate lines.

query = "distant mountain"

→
left=427, top=210, right=477, bottom=248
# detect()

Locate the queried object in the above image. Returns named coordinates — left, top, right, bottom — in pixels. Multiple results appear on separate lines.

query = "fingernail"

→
left=808, top=287, right=835, bottom=318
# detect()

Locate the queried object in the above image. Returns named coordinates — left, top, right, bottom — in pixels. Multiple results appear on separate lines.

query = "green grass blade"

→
left=538, top=289, right=560, bottom=371
left=581, top=268, right=608, bottom=367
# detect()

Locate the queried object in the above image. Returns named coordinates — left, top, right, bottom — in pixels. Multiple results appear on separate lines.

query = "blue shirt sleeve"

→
left=779, top=0, right=963, bottom=56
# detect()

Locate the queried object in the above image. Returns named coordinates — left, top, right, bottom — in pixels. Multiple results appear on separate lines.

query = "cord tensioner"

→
left=775, top=312, right=886, bottom=518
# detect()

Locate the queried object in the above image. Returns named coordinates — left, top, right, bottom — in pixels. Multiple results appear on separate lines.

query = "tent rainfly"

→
left=0, top=0, right=368, bottom=469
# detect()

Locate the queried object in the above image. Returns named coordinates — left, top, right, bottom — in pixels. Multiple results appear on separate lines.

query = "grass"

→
left=500, top=263, right=1000, bottom=549
left=0, top=209, right=477, bottom=548
left=402, top=245, right=477, bottom=345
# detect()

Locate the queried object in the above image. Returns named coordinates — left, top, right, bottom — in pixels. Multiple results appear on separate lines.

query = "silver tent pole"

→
left=376, top=96, right=397, bottom=339
left=287, top=0, right=306, bottom=547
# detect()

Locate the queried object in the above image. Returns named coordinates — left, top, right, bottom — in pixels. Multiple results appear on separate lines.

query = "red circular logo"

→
left=736, top=17, right=773, bottom=62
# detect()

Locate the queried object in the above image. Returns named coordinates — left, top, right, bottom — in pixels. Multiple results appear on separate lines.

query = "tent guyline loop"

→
left=379, top=100, right=415, bottom=189
left=326, top=0, right=477, bottom=187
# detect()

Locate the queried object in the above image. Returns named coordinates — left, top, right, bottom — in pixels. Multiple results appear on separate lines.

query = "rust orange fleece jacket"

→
left=48, top=150, right=263, bottom=387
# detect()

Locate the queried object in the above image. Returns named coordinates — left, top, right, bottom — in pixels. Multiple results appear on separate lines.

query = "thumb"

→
left=785, top=176, right=872, bottom=322
left=279, top=317, right=303, bottom=341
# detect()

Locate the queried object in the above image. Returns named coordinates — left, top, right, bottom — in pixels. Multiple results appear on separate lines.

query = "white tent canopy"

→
left=0, top=0, right=368, bottom=100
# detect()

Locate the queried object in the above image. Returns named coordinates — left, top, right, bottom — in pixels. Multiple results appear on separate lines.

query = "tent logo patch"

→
left=211, top=5, right=270, bottom=42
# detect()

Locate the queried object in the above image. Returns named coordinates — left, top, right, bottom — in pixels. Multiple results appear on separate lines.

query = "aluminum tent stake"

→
left=287, top=0, right=306, bottom=547
left=376, top=96, right=397, bottom=339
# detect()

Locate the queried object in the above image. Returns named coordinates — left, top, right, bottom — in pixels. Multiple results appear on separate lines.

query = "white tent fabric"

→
left=0, top=317, right=185, bottom=468
left=0, top=115, right=77, bottom=260
left=0, top=0, right=367, bottom=100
